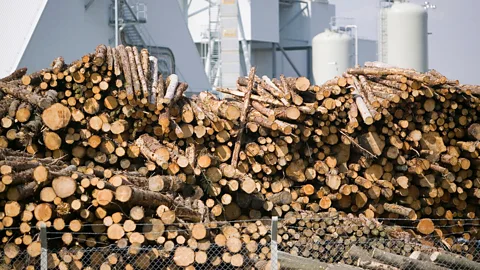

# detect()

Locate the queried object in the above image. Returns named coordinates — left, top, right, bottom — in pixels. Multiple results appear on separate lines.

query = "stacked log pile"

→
left=219, top=62, right=480, bottom=244
left=278, top=210, right=480, bottom=267
left=0, top=45, right=479, bottom=268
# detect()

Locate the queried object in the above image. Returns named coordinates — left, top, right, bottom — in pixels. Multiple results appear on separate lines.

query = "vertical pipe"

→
left=272, top=43, right=276, bottom=78
left=237, top=2, right=251, bottom=72
left=354, top=27, right=358, bottom=66
left=115, top=0, right=119, bottom=46
left=271, top=216, right=278, bottom=270
left=346, top=25, right=358, bottom=66
left=40, top=223, right=47, bottom=270
left=307, top=47, right=312, bottom=82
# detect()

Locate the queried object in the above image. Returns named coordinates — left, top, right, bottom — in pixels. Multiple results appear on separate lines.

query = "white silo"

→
left=384, top=0, right=428, bottom=72
left=312, top=29, right=354, bottom=85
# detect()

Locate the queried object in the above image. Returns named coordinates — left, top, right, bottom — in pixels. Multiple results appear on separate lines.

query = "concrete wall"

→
left=17, top=0, right=209, bottom=92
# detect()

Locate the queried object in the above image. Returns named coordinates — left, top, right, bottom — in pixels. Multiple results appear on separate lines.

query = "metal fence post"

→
left=40, top=223, right=47, bottom=270
left=271, top=216, right=278, bottom=270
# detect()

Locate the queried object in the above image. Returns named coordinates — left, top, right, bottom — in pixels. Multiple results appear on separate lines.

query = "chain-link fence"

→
left=2, top=218, right=480, bottom=269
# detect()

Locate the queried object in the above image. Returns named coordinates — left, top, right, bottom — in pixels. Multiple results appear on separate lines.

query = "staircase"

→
left=110, top=0, right=175, bottom=77
left=200, top=0, right=222, bottom=87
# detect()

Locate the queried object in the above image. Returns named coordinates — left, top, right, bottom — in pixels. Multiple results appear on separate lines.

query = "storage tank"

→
left=385, top=0, right=428, bottom=72
left=312, top=29, right=353, bottom=85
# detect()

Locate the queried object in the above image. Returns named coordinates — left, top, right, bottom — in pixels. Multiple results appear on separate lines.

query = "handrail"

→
left=116, top=0, right=176, bottom=76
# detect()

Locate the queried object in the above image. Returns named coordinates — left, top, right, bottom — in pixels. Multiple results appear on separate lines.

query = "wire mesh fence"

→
left=2, top=217, right=480, bottom=269
left=42, top=242, right=271, bottom=269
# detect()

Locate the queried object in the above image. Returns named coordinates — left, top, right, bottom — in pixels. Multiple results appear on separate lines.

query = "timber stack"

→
left=0, top=45, right=479, bottom=269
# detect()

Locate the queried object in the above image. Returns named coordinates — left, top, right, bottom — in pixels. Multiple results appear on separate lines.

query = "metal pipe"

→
left=345, top=25, right=358, bottom=66
left=237, top=3, right=251, bottom=71
left=307, top=47, right=312, bottom=82
left=40, top=223, right=47, bottom=270
left=85, top=0, right=96, bottom=10
left=115, top=0, right=119, bottom=46
left=272, top=43, right=276, bottom=78
left=277, top=43, right=301, bottom=76
left=270, top=216, right=278, bottom=270
left=254, top=46, right=311, bottom=52
left=205, top=40, right=212, bottom=75
left=213, top=63, right=221, bottom=88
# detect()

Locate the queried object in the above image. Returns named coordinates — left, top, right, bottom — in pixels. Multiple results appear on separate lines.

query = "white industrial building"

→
left=0, top=0, right=478, bottom=92
left=0, top=0, right=211, bottom=92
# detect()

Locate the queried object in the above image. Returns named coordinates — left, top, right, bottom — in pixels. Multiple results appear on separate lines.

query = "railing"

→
left=110, top=0, right=176, bottom=76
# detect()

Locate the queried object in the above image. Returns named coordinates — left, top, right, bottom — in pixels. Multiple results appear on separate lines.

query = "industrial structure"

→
left=1, top=0, right=478, bottom=90
left=0, top=0, right=211, bottom=93
left=0, top=2, right=480, bottom=269
left=379, top=0, right=429, bottom=72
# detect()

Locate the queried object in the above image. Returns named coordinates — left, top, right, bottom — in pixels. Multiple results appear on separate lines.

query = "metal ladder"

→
left=200, top=0, right=222, bottom=87
left=378, top=0, right=393, bottom=63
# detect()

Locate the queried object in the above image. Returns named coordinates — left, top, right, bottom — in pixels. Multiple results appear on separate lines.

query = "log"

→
left=132, top=47, right=149, bottom=101
left=231, top=67, right=255, bottom=168
left=174, top=247, right=194, bottom=267
left=149, top=56, right=158, bottom=105
left=115, top=185, right=173, bottom=207
left=41, top=103, right=71, bottom=131
left=52, top=176, right=76, bottom=198
left=135, top=134, right=170, bottom=167
left=358, top=132, right=385, bottom=157
left=383, top=203, right=416, bottom=220
left=164, top=74, right=179, bottom=103
left=278, top=251, right=328, bottom=270
left=0, top=82, right=56, bottom=109
left=117, top=45, right=134, bottom=100
left=148, top=175, right=185, bottom=192
left=348, top=245, right=400, bottom=270
left=126, top=46, right=141, bottom=99
left=416, top=218, right=435, bottom=235
left=1, top=67, right=27, bottom=82
left=372, top=248, right=447, bottom=270
left=430, top=252, right=480, bottom=270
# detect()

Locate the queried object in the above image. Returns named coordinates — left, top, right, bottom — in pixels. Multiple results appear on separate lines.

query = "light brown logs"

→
left=41, top=103, right=71, bottom=131
left=126, top=46, right=141, bottom=99
left=231, top=67, right=255, bottom=168
left=115, top=185, right=173, bottom=207
left=135, top=134, right=170, bottom=167
left=430, top=252, right=480, bottom=270
left=132, top=47, right=149, bottom=101
left=383, top=203, right=416, bottom=220
left=148, top=175, right=185, bottom=192
left=117, top=45, right=134, bottom=100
